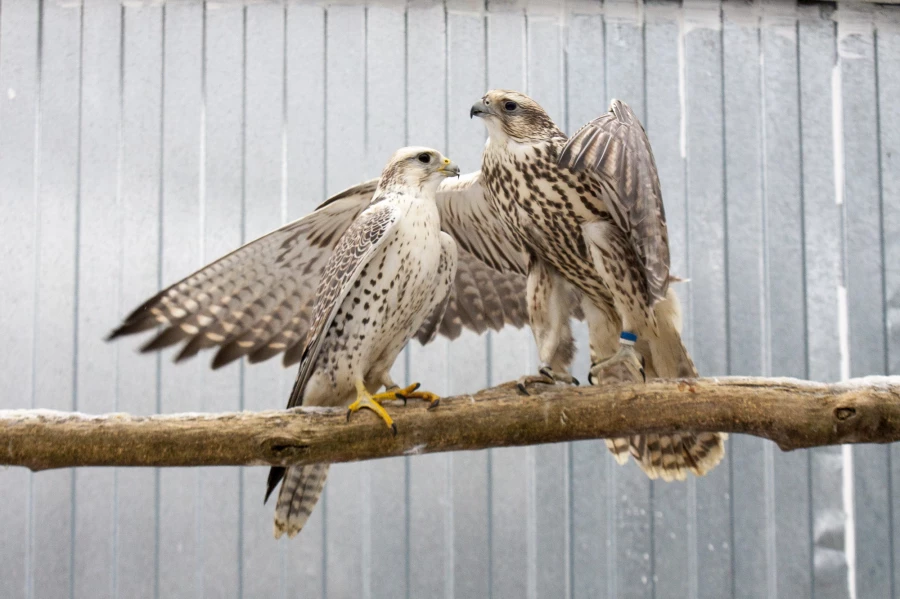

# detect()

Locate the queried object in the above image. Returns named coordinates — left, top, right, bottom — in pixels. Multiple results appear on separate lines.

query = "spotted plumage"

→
left=471, top=90, right=725, bottom=481
left=265, top=146, right=460, bottom=537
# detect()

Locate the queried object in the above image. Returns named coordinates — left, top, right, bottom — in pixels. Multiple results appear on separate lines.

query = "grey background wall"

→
left=0, top=0, right=898, bottom=597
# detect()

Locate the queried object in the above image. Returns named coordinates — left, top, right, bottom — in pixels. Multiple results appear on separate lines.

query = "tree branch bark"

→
left=2, top=376, right=899, bottom=472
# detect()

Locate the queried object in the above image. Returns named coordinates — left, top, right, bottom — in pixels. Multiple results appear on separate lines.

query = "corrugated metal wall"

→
left=0, top=0, right=897, bottom=597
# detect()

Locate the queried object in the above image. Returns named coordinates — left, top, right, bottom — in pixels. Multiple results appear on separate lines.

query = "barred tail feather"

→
left=605, top=288, right=726, bottom=480
left=272, top=463, right=330, bottom=539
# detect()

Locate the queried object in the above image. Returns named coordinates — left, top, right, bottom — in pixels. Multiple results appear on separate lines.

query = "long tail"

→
left=606, top=289, right=726, bottom=481
left=266, top=463, right=330, bottom=539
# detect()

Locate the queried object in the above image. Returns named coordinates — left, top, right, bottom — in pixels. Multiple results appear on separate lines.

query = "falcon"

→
left=469, top=90, right=725, bottom=480
left=259, top=147, right=461, bottom=537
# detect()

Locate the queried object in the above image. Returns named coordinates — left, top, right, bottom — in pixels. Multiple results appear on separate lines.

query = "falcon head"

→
left=470, top=90, right=561, bottom=143
left=378, top=146, right=460, bottom=195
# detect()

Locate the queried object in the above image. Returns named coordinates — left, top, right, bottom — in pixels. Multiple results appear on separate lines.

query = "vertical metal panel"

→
left=74, top=1, right=122, bottom=597
left=283, top=3, right=327, bottom=596
left=323, top=6, right=367, bottom=598
left=0, top=0, right=38, bottom=596
left=761, top=5, right=815, bottom=598
left=683, top=3, right=733, bottom=599
left=239, top=3, right=287, bottom=597
left=158, top=4, right=204, bottom=597
left=32, top=2, right=81, bottom=597
left=720, top=5, right=769, bottom=599
left=840, top=8, right=892, bottom=598
left=485, top=7, right=533, bottom=599
left=797, top=5, right=848, bottom=599
left=644, top=4, right=691, bottom=597
left=117, top=5, right=163, bottom=597
left=362, top=5, right=409, bottom=599
left=565, top=9, right=610, bottom=598
left=200, top=3, right=245, bottom=596
left=603, top=6, right=653, bottom=598
left=446, top=4, right=493, bottom=598
left=879, top=13, right=900, bottom=598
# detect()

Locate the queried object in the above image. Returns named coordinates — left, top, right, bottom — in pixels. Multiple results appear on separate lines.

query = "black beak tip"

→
left=469, top=107, right=476, bottom=119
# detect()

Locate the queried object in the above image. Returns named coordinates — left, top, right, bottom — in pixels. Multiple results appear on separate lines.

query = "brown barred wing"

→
left=558, top=99, right=670, bottom=304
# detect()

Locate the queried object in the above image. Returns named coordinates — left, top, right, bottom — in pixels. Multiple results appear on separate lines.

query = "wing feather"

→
left=436, top=173, right=527, bottom=275
left=285, top=202, right=402, bottom=408
left=108, top=183, right=375, bottom=366
left=558, top=99, right=670, bottom=302
left=110, top=169, right=558, bottom=369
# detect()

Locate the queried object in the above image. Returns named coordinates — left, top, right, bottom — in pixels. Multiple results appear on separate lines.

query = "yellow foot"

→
left=347, top=381, right=398, bottom=435
left=389, top=382, right=441, bottom=411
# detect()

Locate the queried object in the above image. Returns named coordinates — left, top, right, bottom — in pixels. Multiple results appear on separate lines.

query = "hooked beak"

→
left=470, top=99, right=490, bottom=119
left=438, top=159, right=460, bottom=178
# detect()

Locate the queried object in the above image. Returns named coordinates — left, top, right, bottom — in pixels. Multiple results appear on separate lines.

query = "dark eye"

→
left=417, top=153, right=431, bottom=164
left=504, top=101, right=518, bottom=112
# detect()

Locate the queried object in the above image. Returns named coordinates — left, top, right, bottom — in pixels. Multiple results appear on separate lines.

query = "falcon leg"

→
left=517, top=257, right=579, bottom=395
left=583, top=220, right=656, bottom=385
left=587, top=332, right=646, bottom=385
left=347, top=380, right=398, bottom=435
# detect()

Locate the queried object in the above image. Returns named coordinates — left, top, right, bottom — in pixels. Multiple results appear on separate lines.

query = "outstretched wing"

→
left=285, top=202, right=401, bottom=408
left=108, top=173, right=533, bottom=368
left=557, top=99, right=670, bottom=303
left=107, top=180, right=378, bottom=368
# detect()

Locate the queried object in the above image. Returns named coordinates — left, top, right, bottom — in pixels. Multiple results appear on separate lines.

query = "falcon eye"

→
left=504, top=101, right=518, bottom=112
left=417, top=153, right=432, bottom=164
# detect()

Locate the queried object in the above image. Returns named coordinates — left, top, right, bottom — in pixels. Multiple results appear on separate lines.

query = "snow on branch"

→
left=2, top=376, right=899, bottom=472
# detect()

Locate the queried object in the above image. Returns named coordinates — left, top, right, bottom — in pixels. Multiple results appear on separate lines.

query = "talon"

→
left=391, top=423, right=398, bottom=436
left=589, top=345, right=646, bottom=384
left=517, top=382, right=530, bottom=396
left=572, top=376, right=580, bottom=386
left=348, top=380, right=396, bottom=432
left=539, top=366, right=554, bottom=380
left=427, top=399, right=440, bottom=411
left=390, top=384, right=440, bottom=408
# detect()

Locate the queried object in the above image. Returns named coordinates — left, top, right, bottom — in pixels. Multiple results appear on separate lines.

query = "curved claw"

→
left=392, top=384, right=439, bottom=409
left=588, top=346, right=645, bottom=385
left=348, top=381, right=397, bottom=432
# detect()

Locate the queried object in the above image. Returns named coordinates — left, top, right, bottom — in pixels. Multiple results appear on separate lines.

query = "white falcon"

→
left=261, top=146, right=460, bottom=537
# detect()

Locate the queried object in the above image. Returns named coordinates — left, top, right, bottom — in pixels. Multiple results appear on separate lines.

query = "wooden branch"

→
left=2, top=376, right=899, bottom=472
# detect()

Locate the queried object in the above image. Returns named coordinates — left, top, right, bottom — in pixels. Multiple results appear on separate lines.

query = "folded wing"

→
left=557, top=99, right=670, bottom=303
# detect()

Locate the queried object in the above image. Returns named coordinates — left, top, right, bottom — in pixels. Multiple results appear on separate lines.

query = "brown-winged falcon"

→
left=469, top=90, right=725, bottom=480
